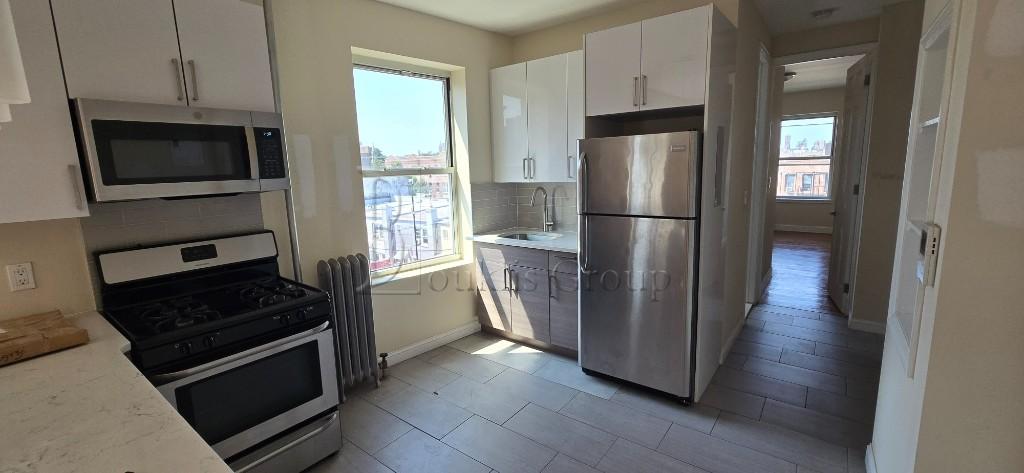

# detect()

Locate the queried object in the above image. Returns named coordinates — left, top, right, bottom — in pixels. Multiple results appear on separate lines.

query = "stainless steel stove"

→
left=98, top=231, right=341, bottom=473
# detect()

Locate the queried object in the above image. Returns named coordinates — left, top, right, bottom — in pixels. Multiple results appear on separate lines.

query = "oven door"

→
left=153, top=322, right=339, bottom=460
left=74, top=98, right=261, bottom=201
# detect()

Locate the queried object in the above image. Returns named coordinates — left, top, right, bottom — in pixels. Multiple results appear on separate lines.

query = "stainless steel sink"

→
left=497, top=231, right=561, bottom=242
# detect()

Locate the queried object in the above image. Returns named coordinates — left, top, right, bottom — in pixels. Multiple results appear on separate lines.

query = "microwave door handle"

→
left=245, top=127, right=261, bottom=180
left=151, top=320, right=330, bottom=383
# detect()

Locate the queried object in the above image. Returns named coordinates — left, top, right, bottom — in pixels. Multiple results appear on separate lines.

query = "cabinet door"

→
left=585, top=22, right=641, bottom=117
left=174, top=0, right=276, bottom=112
left=490, top=63, right=529, bottom=182
left=476, top=258, right=511, bottom=332
left=526, top=54, right=567, bottom=183
left=639, top=7, right=709, bottom=110
left=509, top=266, right=550, bottom=343
left=549, top=273, right=579, bottom=351
left=1, top=0, right=89, bottom=224
left=565, top=50, right=584, bottom=183
left=51, top=0, right=186, bottom=106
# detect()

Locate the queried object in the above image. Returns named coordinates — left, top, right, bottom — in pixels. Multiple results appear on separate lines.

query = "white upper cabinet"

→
left=1, top=0, right=88, bottom=224
left=585, top=22, right=642, bottom=117
left=640, top=7, right=709, bottom=110
left=566, top=50, right=584, bottom=182
left=51, top=0, right=186, bottom=106
left=52, top=0, right=276, bottom=112
left=527, top=54, right=568, bottom=183
left=585, top=6, right=711, bottom=116
left=174, top=0, right=276, bottom=112
left=491, top=63, right=529, bottom=182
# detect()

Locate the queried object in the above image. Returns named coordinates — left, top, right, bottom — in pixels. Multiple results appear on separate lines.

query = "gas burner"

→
left=135, top=298, right=221, bottom=334
left=262, top=281, right=306, bottom=299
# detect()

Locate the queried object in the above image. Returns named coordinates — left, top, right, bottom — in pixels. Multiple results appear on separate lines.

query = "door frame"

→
left=745, top=44, right=772, bottom=305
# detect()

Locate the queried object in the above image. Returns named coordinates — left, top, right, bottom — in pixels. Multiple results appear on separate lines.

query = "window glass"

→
left=777, top=115, right=836, bottom=199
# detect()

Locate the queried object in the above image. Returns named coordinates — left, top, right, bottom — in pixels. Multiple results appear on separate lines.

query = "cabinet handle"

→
left=633, top=76, right=639, bottom=107
left=67, top=165, right=85, bottom=210
left=549, top=275, right=556, bottom=299
left=171, top=58, right=185, bottom=102
left=529, top=157, right=536, bottom=179
left=187, top=60, right=199, bottom=101
left=522, top=158, right=528, bottom=180
left=503, top=267, right=510, bottom=291
left=508, top=268, right=517, bottom=293
left=641, top=74, right=648, bottom=105
left=567, top=155, right=574, bottom=179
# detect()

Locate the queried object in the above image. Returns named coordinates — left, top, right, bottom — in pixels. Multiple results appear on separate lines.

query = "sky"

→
left=353, top=68, right=447, bottom=157
left=780, top=116, right=835, bottom=155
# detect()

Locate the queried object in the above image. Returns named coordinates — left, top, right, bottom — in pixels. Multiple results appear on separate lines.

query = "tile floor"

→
left=308, top=232, right=883, bottom=473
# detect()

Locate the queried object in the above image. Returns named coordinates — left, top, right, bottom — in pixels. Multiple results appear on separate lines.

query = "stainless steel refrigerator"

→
left=578, top=131, right=700, bottom=401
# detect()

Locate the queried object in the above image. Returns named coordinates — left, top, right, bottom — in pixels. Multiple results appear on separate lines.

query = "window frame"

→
left=354, top=63, right=463, bottom=276
left=776, top=112, right=839, bottom=202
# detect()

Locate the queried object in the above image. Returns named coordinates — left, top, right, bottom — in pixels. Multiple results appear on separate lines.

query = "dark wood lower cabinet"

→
left=475, top=256, right=511, bottom=332
left=510, top=265, right=550, bottom=343
left=549, top=273, right=579, bottom=350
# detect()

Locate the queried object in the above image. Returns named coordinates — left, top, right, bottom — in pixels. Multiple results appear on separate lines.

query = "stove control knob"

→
left=278, top=314, right=291, bottom=325
left=176, top=342, right=192, bottom=355
left=203, top=334, right=218, bottom=348
left=295, top=307, right=312, bottom=320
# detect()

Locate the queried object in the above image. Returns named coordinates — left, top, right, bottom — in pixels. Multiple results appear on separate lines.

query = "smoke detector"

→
left=810, top=7, right=839, bottom=20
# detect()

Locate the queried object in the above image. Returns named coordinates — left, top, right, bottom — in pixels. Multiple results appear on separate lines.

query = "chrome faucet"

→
left=530, top=186, right=555, bottom=232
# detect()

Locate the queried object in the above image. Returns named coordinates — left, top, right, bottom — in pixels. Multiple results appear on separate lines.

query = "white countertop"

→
left=472, top=227, right=578, bottom=253
left=0, top=311, right=232, bottom=473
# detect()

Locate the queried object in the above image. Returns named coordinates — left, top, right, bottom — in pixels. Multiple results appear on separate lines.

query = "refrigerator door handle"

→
left=578, top=151, right=589, bottom=213
left=580, top=214, right=593, bottom=273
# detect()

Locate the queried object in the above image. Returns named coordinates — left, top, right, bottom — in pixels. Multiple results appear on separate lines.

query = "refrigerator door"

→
left=579, top=132, right=700, bottom=219
left=579, top=214, right=695, bottom=397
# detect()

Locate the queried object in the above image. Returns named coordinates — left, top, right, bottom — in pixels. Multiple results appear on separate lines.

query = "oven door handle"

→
left=151, top=320, right=331, bottom=384
left=234, top=410, right=339, bottom=473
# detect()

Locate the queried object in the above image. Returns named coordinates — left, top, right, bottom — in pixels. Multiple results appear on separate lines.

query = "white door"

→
left=490, top=63, right=529, bottom=182
left=565, top=50, right=584, bottom=182
left=585, top=22, right=641, bottom=117
left=51, top=0, right=186, bottom=106
left=639, top=6, right=709, bottom=111
left=174, top=0, right=276, bottom=112
left=1, top=0, right=88, bottom=224
left=745, top=45, right=771, bottom=303
left=527, top=54, right=568, bottom=183
left=828, top=54, right=875, bottom=313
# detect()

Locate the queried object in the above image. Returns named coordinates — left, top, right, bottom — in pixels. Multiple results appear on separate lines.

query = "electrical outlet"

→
left=6, top=262, right=36, bottom=292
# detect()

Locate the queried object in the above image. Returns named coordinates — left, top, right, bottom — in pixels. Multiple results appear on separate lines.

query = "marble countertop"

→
left=0, top=311, right=232, bottom=473
left=472, top=227, right=578, bottom=253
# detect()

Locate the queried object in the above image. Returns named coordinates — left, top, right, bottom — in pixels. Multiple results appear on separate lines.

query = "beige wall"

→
left=773, top=17, right=880, bottom=58
left=269, top=0, right=513, bottom=353
left=0, top=219, right=95, bottom=320
left=851, top=1, right=924, bottom=327
left=510, top=0, right=738, bottom=62
left=775, top=87, right=845, bottom=231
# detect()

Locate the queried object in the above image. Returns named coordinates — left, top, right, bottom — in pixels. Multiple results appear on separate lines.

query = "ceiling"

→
left=753, top=0, right=907, bottom=34
left=783, top=55, right=863, bottom=93
left=373, top=0, right=637, bottom=35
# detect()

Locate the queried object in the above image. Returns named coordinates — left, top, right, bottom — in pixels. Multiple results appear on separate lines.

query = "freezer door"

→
left=579, top=215, right=695, bottom=397
left=579, top=132, right=699, bottom=218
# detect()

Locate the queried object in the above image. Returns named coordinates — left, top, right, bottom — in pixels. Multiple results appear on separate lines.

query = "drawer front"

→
left=509, top=265, right=550, bottom=343
left=548, top=251, right=578, bottom=274
left=550, top=273, right=578, bottom=350
left=476, top=243, right=548, bottom=270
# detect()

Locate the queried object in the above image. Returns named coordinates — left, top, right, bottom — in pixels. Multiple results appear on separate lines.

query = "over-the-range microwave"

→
left=72, top=98, right=289, bottom=202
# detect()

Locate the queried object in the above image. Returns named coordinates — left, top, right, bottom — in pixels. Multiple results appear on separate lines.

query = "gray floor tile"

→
left=389, top=358, right=460, bottom=392
left=760, top=399, right=872, bottom=449
left=790, top=315, right=851, bottom=334
left=376, top=386, right=472, bottom=439
left=723, top=352, right=748, bottom=369
left=542, top=454, right=601, bottom=473
left=813, top=343, right=882, bottom=366
left=780, top=349, right=880, bottom=382
left=339, top=397, right=413, bottom=454
left=699, top=383, right=766, bottom=419
left=746, top=318, right=767, bottom=329
left=737, top=327, right=816, bottom=354
left=504, top=404, right=616, bottom=466
left=447, top=332, right=507, bottom=353
left=437, top=376, right=529, bottom=424
left=752, top=305, right=823, bottom=321
left=761, top=322, right=849, bottom=346
left=376, top=429, right=490, bottom=473
left=443, top=416, right=557, bottom=473
left=848, top=447, right=868, bottom=473
left=711, top=366, right=807, bottom=406
left=559, top=392, right=670, bottom=449
left=610, top=387, right=720, bottom=434
left=711, top=413, right=848, bottom=473
left=743, top=358, right=846, bottom=394
left=420, top=346, right=508, bottom=383
left=658, top=423, right=797, bottom=473
left=748, top=311, right=796, bottom=325
left=595, top=438, right=706, bottom=473
left=534, top=359, right=619, bottom=399
left=486, top=368, right=580, bottom=411
left=356, top=376, right=410, bottom=405
left=806, top=388, right=876, bottom=424
left=731, top=340, right=784, bottom=361
left=796, top=467, right=823, bottom=473
left=305, top=440, right=393, bottom=473
left=448, top=333, right=556, bottom=374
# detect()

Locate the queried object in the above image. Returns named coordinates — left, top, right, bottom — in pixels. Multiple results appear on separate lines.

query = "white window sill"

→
left=776, top=198, right=833, bottom=204
left=370, top=256, right=471, bottom=286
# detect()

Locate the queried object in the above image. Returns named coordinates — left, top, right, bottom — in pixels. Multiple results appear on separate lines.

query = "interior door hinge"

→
left=852, top=184, right=860, bottom=195
left=843, top=283, right=850, bottom=294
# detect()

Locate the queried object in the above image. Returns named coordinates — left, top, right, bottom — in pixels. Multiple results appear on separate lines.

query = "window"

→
left=777, top=115, right=836, bottom=199
left=353, top=64, right=457, bottom=273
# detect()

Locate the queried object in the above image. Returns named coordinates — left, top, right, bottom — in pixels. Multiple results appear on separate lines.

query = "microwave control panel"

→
left=254, top=127, right=287, bottom=179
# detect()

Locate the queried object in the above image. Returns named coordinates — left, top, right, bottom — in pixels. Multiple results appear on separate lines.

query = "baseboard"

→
left=849, top=318, right=886, bottom=334
left=775, top=224, right=833, bottom=234
left=721, top=315, right=746, bottom=364
left=865, top=444, right=879, bottom=473
left=386, top=321, right=481, bottom=365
